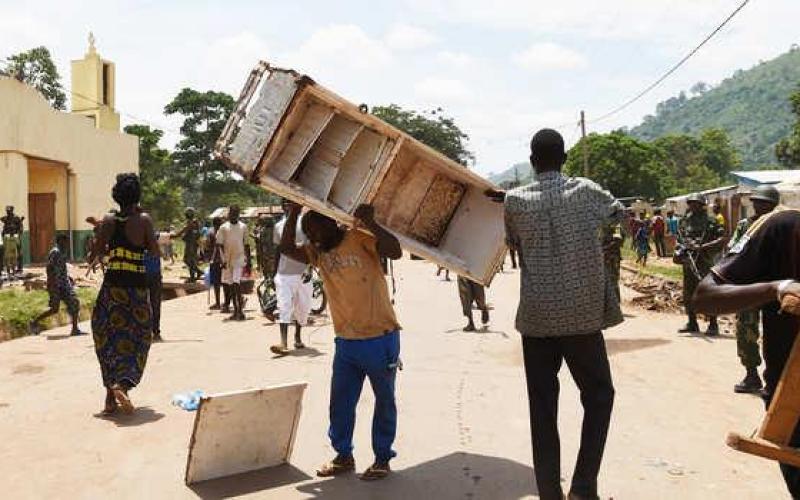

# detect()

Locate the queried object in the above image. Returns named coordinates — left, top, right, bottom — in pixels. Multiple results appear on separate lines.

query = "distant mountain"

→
left=488, top=162, right=531, bottom=186
left=630, top=46, right=800, bottom=168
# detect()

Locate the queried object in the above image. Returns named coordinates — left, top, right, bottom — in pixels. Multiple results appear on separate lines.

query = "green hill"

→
left=630, top=46, right=800, bottom=168
left=488, top=162, right=531, bottom=185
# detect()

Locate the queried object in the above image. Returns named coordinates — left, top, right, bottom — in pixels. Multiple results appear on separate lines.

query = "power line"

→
left=589, top=0, right=751, bottom=125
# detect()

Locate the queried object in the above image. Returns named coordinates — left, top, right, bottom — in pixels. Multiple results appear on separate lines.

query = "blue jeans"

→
left=329, top=330, right=400, bottom=463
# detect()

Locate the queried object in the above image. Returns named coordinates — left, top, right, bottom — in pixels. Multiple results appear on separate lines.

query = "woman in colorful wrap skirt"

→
left=91, top=173, right=160, bottom=415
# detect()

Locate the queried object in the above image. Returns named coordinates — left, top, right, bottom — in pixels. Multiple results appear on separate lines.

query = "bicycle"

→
left=256, top=268, right=327, bottom=318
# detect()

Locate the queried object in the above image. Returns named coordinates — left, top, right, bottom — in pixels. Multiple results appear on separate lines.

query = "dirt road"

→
left=0, top=257, right=787, bottom=499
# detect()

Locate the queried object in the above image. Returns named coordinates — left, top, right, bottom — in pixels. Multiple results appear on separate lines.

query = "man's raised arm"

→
left=278, top=202, right=310, bottom=264
left=355, top=204, right=401, bottom=260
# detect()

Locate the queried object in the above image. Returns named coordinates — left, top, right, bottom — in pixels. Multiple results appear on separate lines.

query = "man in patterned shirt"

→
left=494, top=128, right=623, bottom=500
left=30, top=234, right=85, bottom=336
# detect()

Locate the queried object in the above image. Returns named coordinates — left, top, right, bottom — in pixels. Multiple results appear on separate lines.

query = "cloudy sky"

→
left=2, top=0, right=798, bottom=176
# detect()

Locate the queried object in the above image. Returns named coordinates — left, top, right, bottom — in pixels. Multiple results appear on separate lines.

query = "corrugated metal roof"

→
left=730, top=170, right=800, bottom=186
left=665, top=185, right=739, bottom=202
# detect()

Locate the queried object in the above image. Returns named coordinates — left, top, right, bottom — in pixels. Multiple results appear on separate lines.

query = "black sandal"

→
left=316, top=457, right=355, bottom=477
left=360, top=462, right=391, bottom=481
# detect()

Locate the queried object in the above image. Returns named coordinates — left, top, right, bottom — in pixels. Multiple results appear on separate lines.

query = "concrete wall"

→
left=0, top=77, right=138, bottom=261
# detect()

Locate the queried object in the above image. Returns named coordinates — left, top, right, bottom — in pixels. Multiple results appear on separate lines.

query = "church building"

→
left=0, top=34, right=138, bottom=262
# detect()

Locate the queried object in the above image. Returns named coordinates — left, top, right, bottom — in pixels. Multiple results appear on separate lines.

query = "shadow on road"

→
left=188, top=464, right=311, bottom=499
left=296, top=452, right=535, bottom=500
left=92, top=406, right=165, bottom=427
left=606, top=338, right=671, bottom=356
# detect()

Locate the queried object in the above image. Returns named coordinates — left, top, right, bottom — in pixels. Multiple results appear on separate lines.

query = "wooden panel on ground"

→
left=184, top=382, right=307, bottom=485
left=266, top=100, right=334, bottom=182
left=408, top=174, right=466, bottom=247
left=294, top=114, right=363, bottom=200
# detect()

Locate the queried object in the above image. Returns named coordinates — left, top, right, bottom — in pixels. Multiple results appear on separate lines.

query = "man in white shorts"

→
left=270, top=200, right=312, bottom=355
left=216, top=205, right=248, bottom=321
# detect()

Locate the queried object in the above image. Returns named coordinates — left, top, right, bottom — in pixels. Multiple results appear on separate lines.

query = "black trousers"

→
left=653, top=234, right=666, bottom=257
left=522, top=332, right=615, bottom=500
left=762, top=307, right=800, bottom=497
left=147, top=273, right=162, bottom=334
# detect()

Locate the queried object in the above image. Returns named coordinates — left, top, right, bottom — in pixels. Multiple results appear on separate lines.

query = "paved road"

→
left=0, top=257, right=788, bottom=499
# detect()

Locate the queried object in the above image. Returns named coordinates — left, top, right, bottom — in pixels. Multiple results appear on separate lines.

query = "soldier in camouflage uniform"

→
left=676, top=193, right=726, bottom=335
left=602, top=222, right=623, bottom=304
left=253, top=214, right=277, bottom=278
left=728, top=185, right=780, bottom=393
left=175, top=207, right=202, bottom=282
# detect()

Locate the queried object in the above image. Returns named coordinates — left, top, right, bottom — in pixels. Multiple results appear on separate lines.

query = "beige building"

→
left=0, top=35, right=138, bottom=262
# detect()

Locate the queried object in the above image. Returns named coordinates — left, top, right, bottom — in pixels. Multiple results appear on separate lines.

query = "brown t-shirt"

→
left=305, top=229, right=400, bottom=339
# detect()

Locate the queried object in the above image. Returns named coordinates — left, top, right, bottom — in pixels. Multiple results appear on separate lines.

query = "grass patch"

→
left=621, top=245, right=683, bottom=282
left=0, top=287, right=97, bottom=339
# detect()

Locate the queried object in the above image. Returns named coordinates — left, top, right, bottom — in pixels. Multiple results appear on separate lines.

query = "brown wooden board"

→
left=28, top=193, right=55, bottom=263
left=295, top=115, right=363, bottom=199
left=759, top=333, right=800, bottom=444
left=267, top=100, right=333, bottom=182
left=727, top=432, right=800, bottom=468
left=408, top=174, right=466, bottom=247
left=384, top=160, right=436, bottom=234
left=329, top=129, right=389, bottom=212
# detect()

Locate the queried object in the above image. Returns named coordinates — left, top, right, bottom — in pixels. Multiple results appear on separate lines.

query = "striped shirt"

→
left=504, top=170, right=624, bottom=338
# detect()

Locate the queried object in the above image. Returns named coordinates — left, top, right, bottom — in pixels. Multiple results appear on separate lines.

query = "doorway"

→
left=28, top=193, right=56, bottom=263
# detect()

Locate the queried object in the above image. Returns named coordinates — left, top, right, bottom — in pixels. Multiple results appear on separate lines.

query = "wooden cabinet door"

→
left=28, top=193, right=56, bottom=263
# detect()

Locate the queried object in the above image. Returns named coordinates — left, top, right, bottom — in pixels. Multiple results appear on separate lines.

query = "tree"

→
left=677, top=164, right=723, bottom=195
left=654, top=128, right=740, bottom=181
left=123, top=124, right=183, bottom=227
left=776, top=87, right=800, bottom=167
left=163, top=89, right=237, bottom=211
left=564, top=132, right=675, bottom=200
left=698, top=128, right=741, bottom=177
left=372, top=104, right=475, bottom=166
left=4, top=47, right=66, bottom=110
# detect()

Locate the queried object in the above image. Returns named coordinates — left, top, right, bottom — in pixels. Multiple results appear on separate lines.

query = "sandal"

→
left=102, top=393, right=118, bottom=415
left=270, top=345, right=290, bottom=356
left=111, top=385, right=135, bottom=414
left=360, top=462, right=391, bottom=481
left=316, top=456, right=355, bottom=477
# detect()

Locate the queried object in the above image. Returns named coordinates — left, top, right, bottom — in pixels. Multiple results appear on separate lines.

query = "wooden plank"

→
left=727, top=432, right=800, bottom=468
left=267, top=101, right=334, bottom=182
left=408, top=174, right=466, bottom=247
left=759, top=333, right=800, bottom=444
left=184, top=383, right=307, bottom=485
left=328, top=128, right=387, bottom=212
left=385, top=160, right=437, bottom=233
left=226, top=69, right=300, bottom=176
left=296, top=115, right=363, bottom=200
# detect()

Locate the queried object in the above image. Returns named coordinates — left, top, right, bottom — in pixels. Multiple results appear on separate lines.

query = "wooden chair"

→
left=727, top=333, right=800, bottom=467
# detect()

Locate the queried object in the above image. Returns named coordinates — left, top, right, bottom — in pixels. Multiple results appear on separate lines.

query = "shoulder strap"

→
left=744, top=206, right=800, bottom=239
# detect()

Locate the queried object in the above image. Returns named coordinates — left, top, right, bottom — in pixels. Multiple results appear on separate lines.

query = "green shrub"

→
left=0, top=287, right=98, bottom=339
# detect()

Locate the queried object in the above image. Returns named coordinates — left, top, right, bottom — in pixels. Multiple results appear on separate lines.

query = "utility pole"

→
left=580, top=110, right=589, bottom=178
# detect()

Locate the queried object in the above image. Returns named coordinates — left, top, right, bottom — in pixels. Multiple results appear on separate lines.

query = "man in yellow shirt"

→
left=278, top=201, right=402, bottom=481
left=713, top=203, right=726, bottom=230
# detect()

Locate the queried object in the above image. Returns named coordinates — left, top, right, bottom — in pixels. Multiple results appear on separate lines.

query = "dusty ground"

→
left=0, top=256, right=788, bottom=499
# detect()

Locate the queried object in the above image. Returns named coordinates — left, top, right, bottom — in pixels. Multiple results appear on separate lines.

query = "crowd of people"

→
left=5, top=126, right=800, bottom=497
